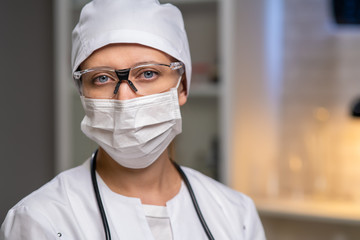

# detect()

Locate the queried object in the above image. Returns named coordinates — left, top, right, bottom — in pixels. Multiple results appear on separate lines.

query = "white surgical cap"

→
left=71, top=0, right=192, bottom=94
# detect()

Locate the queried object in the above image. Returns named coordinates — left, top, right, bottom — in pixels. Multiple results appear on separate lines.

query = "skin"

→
left=80, top=43, right=187, bottom=206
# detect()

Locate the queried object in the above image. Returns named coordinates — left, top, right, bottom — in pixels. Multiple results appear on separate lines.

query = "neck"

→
left=96, top=147, right=182, bottom=206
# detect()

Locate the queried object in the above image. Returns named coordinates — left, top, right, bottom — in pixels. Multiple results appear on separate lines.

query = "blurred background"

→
left=1, top=0, right=360, bottom=239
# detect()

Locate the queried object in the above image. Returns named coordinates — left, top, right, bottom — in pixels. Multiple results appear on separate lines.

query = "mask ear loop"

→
left=175, top=75, right=182, bottom=89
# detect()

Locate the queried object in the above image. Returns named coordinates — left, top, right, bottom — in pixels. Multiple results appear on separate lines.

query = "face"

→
left=80, top=43, right=187, bottom=106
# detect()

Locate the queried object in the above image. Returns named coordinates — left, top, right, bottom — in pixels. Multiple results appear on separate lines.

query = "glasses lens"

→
left=129, top=64, right=181, bottom=95
left=79, top=63, right=183, bottom=99
left=81, top=69, right=118, bottom=99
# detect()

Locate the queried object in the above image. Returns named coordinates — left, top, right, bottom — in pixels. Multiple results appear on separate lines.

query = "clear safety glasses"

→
left=73, top=62, right=185, bottom=99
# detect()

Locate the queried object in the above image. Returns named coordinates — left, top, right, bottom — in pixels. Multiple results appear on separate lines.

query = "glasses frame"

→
left=73, top=62, right=184, bottom=98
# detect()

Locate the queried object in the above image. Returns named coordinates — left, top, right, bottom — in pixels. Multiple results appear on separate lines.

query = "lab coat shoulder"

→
left=1, top=163, right=93, bottom=240
left=182, top=167, right=266, bottom=240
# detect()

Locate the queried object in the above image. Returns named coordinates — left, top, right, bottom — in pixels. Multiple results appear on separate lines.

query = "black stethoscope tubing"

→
left=90, top=149, right=215, bottom=240
left=90, top=150, right=111, bottom=240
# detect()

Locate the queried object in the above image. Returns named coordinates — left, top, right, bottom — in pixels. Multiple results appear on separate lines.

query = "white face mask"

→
left=80, top=87, right=182, bottom=169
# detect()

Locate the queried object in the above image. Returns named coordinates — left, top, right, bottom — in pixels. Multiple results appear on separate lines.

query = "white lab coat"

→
left=1, top=160, right=266, bottom=240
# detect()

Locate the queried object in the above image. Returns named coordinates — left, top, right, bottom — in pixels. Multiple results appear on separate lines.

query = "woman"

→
left=1, top=0, right=265, bottom=239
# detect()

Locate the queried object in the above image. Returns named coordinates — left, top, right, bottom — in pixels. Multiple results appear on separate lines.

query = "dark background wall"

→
left=0, top=0, right=54, bottom=221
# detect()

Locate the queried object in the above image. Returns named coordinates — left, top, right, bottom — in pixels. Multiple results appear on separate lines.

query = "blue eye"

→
left=143, top=71, right=154, bottom=79
left=98, top=75, right=109, bottom=83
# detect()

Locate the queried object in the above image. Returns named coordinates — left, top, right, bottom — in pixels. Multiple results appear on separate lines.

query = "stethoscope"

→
left=90, top=149, right=215, bottom=240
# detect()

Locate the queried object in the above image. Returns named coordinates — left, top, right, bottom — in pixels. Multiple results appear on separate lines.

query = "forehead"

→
left=81, top=43, right=173, bottom=69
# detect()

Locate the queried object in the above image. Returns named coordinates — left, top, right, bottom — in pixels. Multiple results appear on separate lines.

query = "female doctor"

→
left=1, top=0, right=266, bottom=239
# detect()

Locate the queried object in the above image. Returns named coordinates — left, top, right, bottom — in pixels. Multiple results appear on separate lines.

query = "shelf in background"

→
left=188, top=83, right=219, bottom=98
left=255, top=197, right=360, bottom=225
